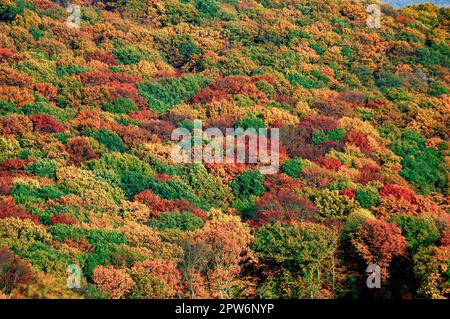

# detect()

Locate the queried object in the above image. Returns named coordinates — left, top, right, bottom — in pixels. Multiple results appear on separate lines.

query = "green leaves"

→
left=390, top=130, right=446, bottom=194
left=138, top=75, right=209, bottom=113
left=281, top=157, right=304, bottom=178
left=391, top=215, right=440, bottom=254
left=149, top=211, right=204, bottom=232
left=311, top=128, right=344, bottom=146
left=102, top=98, right=138, bottom=115
left=230, top=169, right=265, bottom=199
left=84, top=129, right=125, bottom=152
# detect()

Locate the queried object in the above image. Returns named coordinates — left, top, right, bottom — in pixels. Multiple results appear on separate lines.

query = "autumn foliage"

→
left=0, top=0, right=448, bottom=300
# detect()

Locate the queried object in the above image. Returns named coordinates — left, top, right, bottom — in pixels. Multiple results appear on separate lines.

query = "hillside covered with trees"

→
left=0, top=0, right=448, bottom=299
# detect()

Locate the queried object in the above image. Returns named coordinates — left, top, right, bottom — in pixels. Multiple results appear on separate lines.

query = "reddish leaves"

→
left=80, top=71, right=110, bottom=86
left=50, top=214, right=77, bottom=225
left=316, top=157, right=342, bottom=170
left=0, top=48, right=14, bottom=63
left=252, top=192, right=317, bottom=226
left=87, top=51, right=117, bottom=66
left=343, top=130, right=372, bottom=153
left=30, top=114, right=65, bottom=133
left=191, top=75, right=269, bottom=105
left=66, top=136, right=98, bottom=164
left=0, top=159, right=33, bottom=171
left=32, top=83, right=58, bottom=100
left=142, top=120, right=176, bottom=141
left=0, top=247, right=34, bottom=294
left=0, top=198, right=39, bottom=224
left=339, top=189, right=356, bottom=199
left=380, top=184, right=417, bottom=204
left=359, top=162, right=382, bottom=185
left=134, top=190, right=199, bottom=217
left=351, top=220, right=407, bottom=276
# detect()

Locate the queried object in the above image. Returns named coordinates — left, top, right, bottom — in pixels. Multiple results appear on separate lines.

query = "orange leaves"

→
left=0, top=86, right=35, bottom=107
left=32, top=83, right=58, bottom=100
left=0, top=48, right=13, bottom=63
left=72, top=109, right=114, bottom=131
left=92, top=266, right=134, bottom=299
left=0, top=66, right=33, bottom=87
left=1, top=114, right=33, bottom=136
left=133, top=190, right=197, bottom=217
left=194, top=216, right=251, bottom=266
left=130, top=259, right=182, bottom=298
left=191, top=75, right=269, bottom=106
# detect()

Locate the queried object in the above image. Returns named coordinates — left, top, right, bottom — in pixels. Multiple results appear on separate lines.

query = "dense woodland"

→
left=0, top=0, right=448, bottom=299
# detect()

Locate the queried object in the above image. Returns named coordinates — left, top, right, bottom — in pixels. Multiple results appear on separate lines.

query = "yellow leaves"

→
left=0, top=217, right=52, bottom=248
left=83, top=212, right=122, bottom=230
left=12, top=272, right=81, bottom=299
left=56, top=166, right=123, bottom=214
left=195, top=211, right=252, bottom=265
left=294, top=101, right=317, bottom=119
left=120, top=221, right=183, bottom=260
left=262, top=106, right=300, bottom=126
left=401, top=3, right=440, bottom=28
left=171, top=103, right=206, bottom=121
left=131, top=60, right=175, bottom=79
left=120, top=221, right=161, bottom=249
left=407, top=107, right=444, bottom=137
left=205, top=99, right=239, bottom=119
left=0, top=136, right=20, bottom=161
left=13, top=9, right=42, bottom=30
left=139, top=141, right=175, bottom=164
left=121, top=200, right=151, bottom=224
left=339, top=116, right=374, bottom=136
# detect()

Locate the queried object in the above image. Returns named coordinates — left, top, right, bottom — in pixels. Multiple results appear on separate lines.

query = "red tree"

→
left=87, top=51, right=117, bottom=66
left=0, top=198, right=39, bottom=224
left=252, top=192, right=317, bottom=226
left=351, top=219, right=407, bottom=277
left=0, top=247, right=34, bottom=294
left=315, top=157, right=343, bottom=170
left=380, top=184, right=417, bottom=204
left=343, top=130, right=372, bottom=153
left=50, top=214, right=77, bottom=225
left=0, top=48, right=14, bottom=62
left=30, top=114, right=65, bottom=133
left=0, top=158, right=33, bottom=171
left=66, top=136, right=98, bottom=164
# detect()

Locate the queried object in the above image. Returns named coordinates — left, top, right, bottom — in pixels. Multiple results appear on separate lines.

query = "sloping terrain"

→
left=0, top=0, right=448, bottom=299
